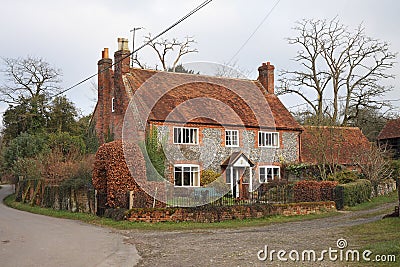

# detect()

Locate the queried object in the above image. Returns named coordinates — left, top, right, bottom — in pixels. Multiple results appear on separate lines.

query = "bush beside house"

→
left=92, top=140, right=166, bottom=210
left=293, top=180, right=338, bottom=202
left=334, top=179, right=372, bottom=210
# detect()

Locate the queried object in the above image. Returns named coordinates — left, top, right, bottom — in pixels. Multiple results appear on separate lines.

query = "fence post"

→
left=94, top=190, right=98, bottom=214
left=129, top=191, right=134, bottom=209
left=397, top=178, right=400, bottom=217
left=153, top=187, right=158, bottom=208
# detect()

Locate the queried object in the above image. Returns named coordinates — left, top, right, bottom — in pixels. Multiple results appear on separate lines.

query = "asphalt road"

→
left=0, top=185, right=140, bottom=267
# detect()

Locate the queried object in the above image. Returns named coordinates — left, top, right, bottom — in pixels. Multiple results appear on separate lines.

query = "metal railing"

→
left=165, top=184, right=294, bottom=207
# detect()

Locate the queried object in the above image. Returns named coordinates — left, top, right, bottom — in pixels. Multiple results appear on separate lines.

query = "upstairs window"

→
left=258, top=131, right=279, bottom=147
left=173, top=127, right=198, bottom=145
left=225, top=130, right=239, bottom=147
left=259, top=166, right=280, bottom=183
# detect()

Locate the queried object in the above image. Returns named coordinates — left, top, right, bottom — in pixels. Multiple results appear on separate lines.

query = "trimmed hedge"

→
left=334, top=179, right=372, bottom=210
left=327, top=170, right=360, bottom=184
left=293, top=180, right=338, bottom=202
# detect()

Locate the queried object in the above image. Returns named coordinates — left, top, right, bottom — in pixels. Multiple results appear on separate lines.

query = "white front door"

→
left=233, top=168, right=240, bottom=198
left=227, top=166, right=252, bottom=198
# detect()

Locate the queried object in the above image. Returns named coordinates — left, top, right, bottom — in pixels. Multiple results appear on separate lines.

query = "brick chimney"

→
left=114, top=38, right=130, bottom=75
left=96, top=48, right=113, bottom=144
left=257, top=62, right=275, bottom=94
left=113, top=38, right=130, bottom=118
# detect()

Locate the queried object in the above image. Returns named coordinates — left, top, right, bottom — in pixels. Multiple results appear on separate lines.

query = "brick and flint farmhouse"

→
left=93, top=38, right=303, bottom=199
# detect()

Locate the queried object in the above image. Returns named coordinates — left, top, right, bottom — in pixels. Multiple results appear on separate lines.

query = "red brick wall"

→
left=95, top=48, right=131, bottom=144
left=96, top=56, right=113, bottom=144
left=126, top=201, right=336, bottom=223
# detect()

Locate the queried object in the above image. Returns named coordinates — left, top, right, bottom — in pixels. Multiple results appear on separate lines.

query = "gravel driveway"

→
left=125, top=202, right=395, bottom=267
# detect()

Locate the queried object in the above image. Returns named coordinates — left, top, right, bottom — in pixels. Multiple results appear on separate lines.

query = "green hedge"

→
left=335, top=179, right=372, bottom=210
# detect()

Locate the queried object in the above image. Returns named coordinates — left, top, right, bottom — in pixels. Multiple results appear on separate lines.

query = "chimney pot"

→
left=117, top=38, right=129, bottom=51
left=115, top=38, right=131, bottom=74
left=102, top=48, right=109, bottom=59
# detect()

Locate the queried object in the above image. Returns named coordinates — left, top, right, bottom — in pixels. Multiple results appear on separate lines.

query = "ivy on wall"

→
left=143, top=126, right=166, bottom=181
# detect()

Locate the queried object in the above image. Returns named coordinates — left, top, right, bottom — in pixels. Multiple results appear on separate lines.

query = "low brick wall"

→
left=126, top=201, right=336, bottom=223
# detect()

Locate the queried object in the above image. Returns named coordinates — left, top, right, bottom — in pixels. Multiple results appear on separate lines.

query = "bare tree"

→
left=0, top=56, right=62, bottom=105
left=214, top=61, right=251, bottom=79
left=302, top=126, right=346, bottom=180
left=354, top=144, right=393, bottom=196
left=277, top=17, right=397, bottom=125
left=133, top=34, right=198, bottom=71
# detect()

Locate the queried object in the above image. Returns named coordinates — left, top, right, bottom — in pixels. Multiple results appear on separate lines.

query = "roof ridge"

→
left=304, top=125, right=361, bottom=130
left=129, top=66, right=258, bottom=83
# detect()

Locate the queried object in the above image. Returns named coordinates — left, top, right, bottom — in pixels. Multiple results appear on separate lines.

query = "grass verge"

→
left=342, top=192, right=399, bottom=266
left=3, top=193, right=339, bottom=231
left=344, top=191, right=398, bottom=212
left=345, top=217, right=399, bottom=266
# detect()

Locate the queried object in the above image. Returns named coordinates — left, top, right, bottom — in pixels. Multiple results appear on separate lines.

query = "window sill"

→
left=173, top=185, right=201, bottom=188
left=173, top=143, right=199, bottom=146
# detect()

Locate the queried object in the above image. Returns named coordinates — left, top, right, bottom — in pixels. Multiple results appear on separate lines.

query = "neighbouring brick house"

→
left=93, top=38, right=303, bottom=200
left=301, top=126, right=371, bottom=167
left=377, top=118, right=400, bottom=159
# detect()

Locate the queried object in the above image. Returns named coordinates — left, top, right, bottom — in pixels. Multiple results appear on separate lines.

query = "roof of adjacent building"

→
left=301, top=126, right=371, bottom=165
left=122, top=68, right=303, bottom=131
left=377, top=118, right=400, bottom=140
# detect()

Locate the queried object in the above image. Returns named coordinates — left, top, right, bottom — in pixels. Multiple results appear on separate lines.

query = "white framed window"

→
left=174, top=164, right=200, bottom=187
left=111, top=97, right=115, bottom=113
left=258, top=131, right=279, bottom=147
left=173, top=127, right=198, bottom=145
left=259, top=166, right=280, bottom=183
left=225, top=130, right=239, bottom=147
left=225, top=168, right=232, bottom=184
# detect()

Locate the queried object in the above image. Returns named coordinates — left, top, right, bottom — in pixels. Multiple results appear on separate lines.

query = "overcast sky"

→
left=0, top=0, right=399, bottom=118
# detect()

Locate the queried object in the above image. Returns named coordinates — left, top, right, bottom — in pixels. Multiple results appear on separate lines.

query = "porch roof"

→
left=221, top=152, right=255, bottom=168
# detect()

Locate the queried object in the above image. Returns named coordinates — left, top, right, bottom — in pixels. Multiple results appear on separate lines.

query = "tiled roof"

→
left=377, top=118, right=400, bottom=140
left=301, top=126, right=370, bottom=165
left=123, top=68, right=303, bottom=131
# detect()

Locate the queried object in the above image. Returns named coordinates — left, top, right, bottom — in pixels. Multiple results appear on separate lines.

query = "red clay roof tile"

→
left=123, top=68, right=303, bottom=131
left=377, top=118, right=400, bottom=140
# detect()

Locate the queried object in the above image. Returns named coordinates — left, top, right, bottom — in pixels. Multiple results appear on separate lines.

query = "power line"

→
left=228, top=0, right=281, bottom=65
left=287, top=98, right=400, bottom=110
left=54, top=0, right=213, bottom=98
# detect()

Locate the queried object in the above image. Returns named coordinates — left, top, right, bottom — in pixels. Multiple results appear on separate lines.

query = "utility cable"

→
left=53, top=0, right=213, bottom=98
left=228, top=0, right=281, bottom=65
